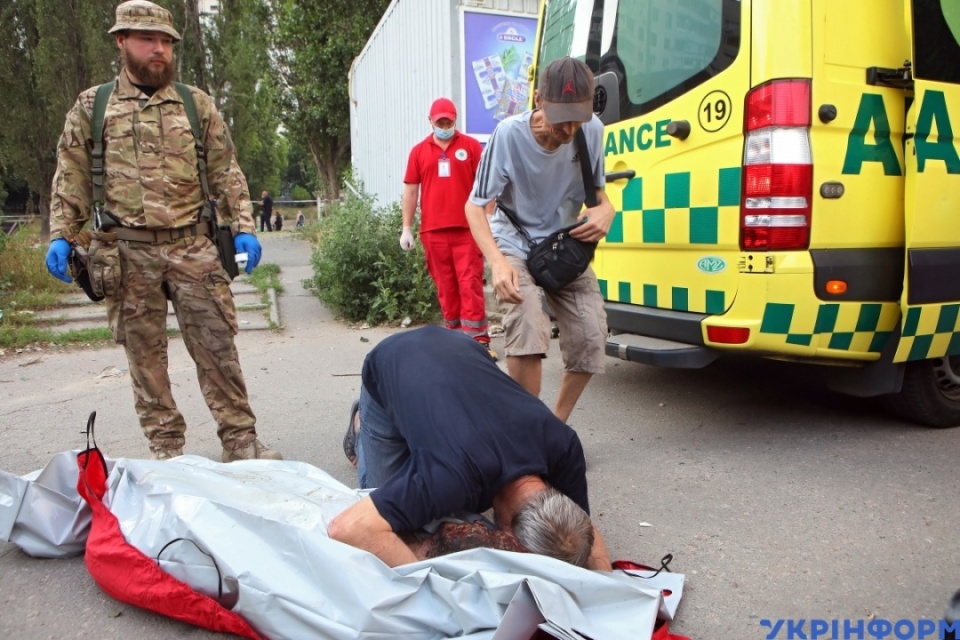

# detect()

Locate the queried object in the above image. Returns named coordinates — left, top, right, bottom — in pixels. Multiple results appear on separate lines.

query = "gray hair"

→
left=512, top=487, right=594, bottom=567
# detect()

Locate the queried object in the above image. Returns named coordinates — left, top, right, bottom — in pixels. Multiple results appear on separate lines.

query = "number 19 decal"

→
left=698, top=90, right=732, bottom=133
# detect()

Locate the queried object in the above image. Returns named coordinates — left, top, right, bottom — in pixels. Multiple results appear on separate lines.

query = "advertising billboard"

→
left=461, top=9, right=538, bottom=140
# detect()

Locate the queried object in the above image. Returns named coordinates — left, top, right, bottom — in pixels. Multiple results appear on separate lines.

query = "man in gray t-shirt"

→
left=465, top=57, right=615, bottom=423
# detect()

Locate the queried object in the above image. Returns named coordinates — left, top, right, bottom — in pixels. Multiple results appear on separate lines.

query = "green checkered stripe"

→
left=605, top=167, right=741, bottom=245
left=898, top=304, right=960, bottom=361
left=598, top=280, right=727, bottom=314
left=759, top=302, right=893, bottom=353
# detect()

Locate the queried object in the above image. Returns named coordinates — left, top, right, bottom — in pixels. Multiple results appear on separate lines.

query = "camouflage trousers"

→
left=105, top=234, right=258, bottom=448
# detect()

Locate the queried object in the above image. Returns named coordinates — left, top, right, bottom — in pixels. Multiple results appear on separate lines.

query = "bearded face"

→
left=119, top=33, right=176, bottom=88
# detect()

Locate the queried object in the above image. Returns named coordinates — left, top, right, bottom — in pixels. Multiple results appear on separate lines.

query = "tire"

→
left=881, top=357, right=960, bottom=427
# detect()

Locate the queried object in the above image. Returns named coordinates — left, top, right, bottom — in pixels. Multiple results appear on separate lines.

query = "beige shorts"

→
left=500, top=254, right=607, bottom=374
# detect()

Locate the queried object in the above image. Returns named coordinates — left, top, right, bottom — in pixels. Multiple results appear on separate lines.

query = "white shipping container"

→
left=350, top=0, right=538, bottom=208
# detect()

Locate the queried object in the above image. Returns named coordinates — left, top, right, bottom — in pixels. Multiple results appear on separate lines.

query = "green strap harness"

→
left=89, top=81, right=211, bottom=217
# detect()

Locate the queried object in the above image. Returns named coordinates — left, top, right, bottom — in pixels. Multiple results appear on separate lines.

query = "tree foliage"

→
left=274, top=0, right=390, bottom=201
left=0, top=0, right=117, bottom=237
left=281, top=133, right=320, bottom=198
left=0, top=0, right=393, bottom=235
left=205, top=0, right=284, bottom=197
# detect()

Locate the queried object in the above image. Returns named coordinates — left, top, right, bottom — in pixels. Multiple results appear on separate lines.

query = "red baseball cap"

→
left=429, top=98, right=457, bottom=123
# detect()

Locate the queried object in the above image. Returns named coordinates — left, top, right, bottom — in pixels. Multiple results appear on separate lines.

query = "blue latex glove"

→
left=234, top=233, right=261, bottom=274
left=45, top=239, right=73, bottom=283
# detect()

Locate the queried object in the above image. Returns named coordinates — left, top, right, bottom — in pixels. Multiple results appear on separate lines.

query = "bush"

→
left=307, top=192, right=439, bottom=325
left=290, top=185, right=313, bottom=202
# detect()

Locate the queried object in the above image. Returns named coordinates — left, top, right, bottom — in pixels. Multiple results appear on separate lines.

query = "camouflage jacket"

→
left=50, top=70, right=256, bottom=240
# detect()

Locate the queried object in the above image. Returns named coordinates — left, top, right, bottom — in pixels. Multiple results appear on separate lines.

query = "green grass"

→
left=0, top=325, right=184, bottom=349
left=0, top=223, right=286, bottom=350
left=243, top=262, right=282, bottom=328
left=0, top=223, right=191, bottom=350
left=248, top=262, right=283, bottom=298
left=0, top=223, right=80, bottom=348
left=0, top=224, right=74, bottom=317
left=0, top=326, right=113, bottom=348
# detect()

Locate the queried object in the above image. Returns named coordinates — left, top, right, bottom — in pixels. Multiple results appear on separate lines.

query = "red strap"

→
left=76, top=448, right=261, bottom=639
left=653, top=618, right=692, bottom=640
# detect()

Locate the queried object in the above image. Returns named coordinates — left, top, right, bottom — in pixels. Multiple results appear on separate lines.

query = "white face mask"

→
left=434, top=126, right=455, bottom=140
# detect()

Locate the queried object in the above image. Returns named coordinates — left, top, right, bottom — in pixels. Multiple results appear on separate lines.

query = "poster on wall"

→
left=461, top=9, right=538, bottom=141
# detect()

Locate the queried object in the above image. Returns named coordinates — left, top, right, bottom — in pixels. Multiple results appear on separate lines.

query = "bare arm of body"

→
left=329, top=498, right=529, bottom=566
left=327, top=496, right=418, bottom=567
left=465, top=201, right=522, bottom=304
left=401, top=183, right=419, bottom=229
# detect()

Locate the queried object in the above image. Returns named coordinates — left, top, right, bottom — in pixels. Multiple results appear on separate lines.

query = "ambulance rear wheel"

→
left=883, top=357, right=960, bottom=428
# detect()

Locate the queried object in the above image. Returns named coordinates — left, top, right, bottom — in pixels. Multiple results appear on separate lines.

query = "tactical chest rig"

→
left=71, top=81, right=239, bottom=301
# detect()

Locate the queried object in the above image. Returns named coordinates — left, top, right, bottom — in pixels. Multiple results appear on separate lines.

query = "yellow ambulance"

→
left=533, top=0, right=960, bottom=426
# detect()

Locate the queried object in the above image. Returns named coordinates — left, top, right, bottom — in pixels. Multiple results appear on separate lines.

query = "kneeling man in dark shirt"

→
left=327, top=326, right=611, bottom=570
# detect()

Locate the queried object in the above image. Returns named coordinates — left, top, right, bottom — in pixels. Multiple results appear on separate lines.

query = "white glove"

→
left=400, top=227, right=415, bottom=251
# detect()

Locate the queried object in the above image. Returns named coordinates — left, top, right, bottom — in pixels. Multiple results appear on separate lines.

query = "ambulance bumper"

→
left=605, top=302, right=721, bottom=368
left=606, top=334, right=721, bottom=368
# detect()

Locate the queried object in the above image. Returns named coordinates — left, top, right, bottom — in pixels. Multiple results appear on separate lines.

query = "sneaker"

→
left=221, top=438, right=283, bottom=462
left=343, top=399, right=360, bottom=467
left=149, top=436, right=185, bottom=461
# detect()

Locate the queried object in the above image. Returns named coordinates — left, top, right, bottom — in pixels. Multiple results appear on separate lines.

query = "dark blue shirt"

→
left=363, top=326, right=589, bottom=532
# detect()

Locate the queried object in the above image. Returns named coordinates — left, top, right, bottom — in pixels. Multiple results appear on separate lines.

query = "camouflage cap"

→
left=108, top=0, right=182, bottom=42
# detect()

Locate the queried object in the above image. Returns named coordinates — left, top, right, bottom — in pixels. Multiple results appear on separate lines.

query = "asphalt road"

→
left=1, top=232, right=957, bottom=639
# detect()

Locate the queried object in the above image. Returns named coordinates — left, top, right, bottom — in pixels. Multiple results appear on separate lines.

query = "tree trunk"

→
left=323, top=158, right=340, bottom=202
left=308, top=135, right=350, bottom=202
left=38, top=191, right=50, bottom=243
left=306, top=138, right=328, bottom=200
left=181, top=0, right=210, bottom=93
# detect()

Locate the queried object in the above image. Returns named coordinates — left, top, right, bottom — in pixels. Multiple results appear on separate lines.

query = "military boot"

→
left=221, top=432, right=283, bottom=462
left=149, top=436, right=185, bottom=461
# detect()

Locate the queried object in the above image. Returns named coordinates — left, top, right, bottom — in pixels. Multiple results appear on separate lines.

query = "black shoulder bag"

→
left=497, top=128, right=599, bottom=293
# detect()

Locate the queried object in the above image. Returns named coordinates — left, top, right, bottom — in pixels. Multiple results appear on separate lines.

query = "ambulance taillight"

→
left=740, top=80, right=813, bottom=251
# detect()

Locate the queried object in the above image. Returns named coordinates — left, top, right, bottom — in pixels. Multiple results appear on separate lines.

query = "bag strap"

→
left=90, top=82, right=115, bottom=208
left=173, top=82, right=212, bottom=203
left=495, top=199, right=536, bottom=248
left=575, top=127, right=599, bottom=208
left=89, top=82, right=212, bottom=221
left=497, top=126, right=600, bottom=244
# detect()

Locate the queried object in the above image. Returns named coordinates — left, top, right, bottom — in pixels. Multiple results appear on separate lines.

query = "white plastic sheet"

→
left=0, top=450, right=103, bottom=558
left=3, top=453, right=679, bottom=639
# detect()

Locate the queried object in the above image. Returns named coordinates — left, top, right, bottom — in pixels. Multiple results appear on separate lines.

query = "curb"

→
left=29, top=280, right=278, bottom=335
left=267, top=287, right=280, bottom=327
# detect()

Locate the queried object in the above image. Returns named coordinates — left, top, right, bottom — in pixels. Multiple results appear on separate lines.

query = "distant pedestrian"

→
left=401, top=97, right=495, bottom=359
left=274, top=211, right=283, bottom=231
left=260, top=190, right=273, bottom=232
left=295, top=210, right=305, bottom=228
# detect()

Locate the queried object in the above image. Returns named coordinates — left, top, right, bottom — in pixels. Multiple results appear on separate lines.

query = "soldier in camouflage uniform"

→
left=45, top=0, right=282, bottom=463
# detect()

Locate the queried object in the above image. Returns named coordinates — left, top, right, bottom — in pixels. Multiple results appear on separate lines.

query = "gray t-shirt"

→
left=469, top=110, right=605, bottom=259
